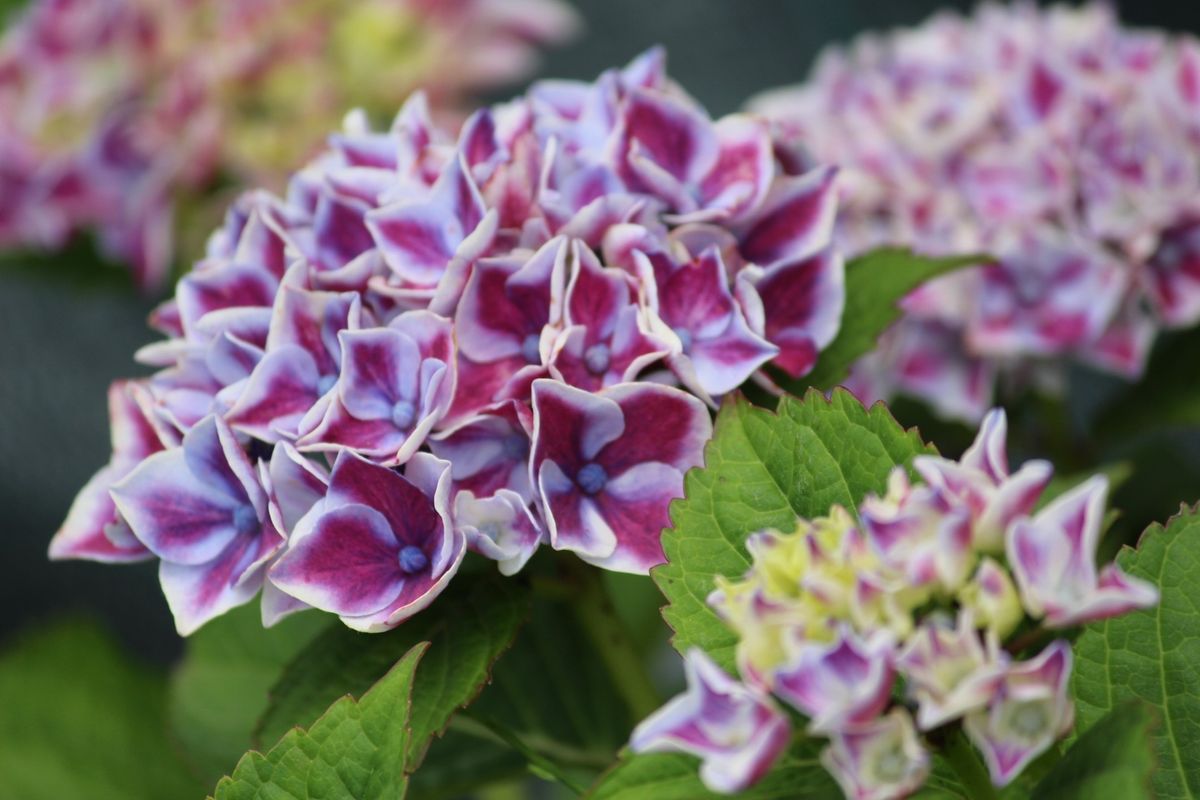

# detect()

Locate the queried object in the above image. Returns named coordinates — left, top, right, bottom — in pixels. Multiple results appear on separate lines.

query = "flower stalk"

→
left=565, top=558, right=662, bottom=721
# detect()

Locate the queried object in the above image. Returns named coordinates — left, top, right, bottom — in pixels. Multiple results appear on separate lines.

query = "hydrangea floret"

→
left=630, top=408, right=1158, bottom=797
left=49, top=51, right=847, bottom=636
left=0, top=0, right=580, bottom=287
left=751, top=3, right=1200, bottom=420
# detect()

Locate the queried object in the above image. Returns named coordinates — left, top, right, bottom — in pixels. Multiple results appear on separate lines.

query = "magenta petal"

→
left=961, top=408, right=1010, bottom=482
left=266, top=442, right=329, bottom=534
left=160, top=555, right=262, bottom=636
left=539, top=460, right=613, bottom=559
left=735, top=166, right=838, bottom=268
left=176, top=263, right=278, bottom=334
left=157, top=512, right=284, bottom=637
left=49, top=463, right=151, bottom=563
left=623, top=89, right=719, bottom=188
left=269, top=505, right=403, bottom=617
left=773, top=629, right=895, bottom=733
left=368, top=201, right=460, bottom=285
left=683, top=315, right=778, bottom=397
left=225, top=346, right=320, bottom=442
left=750, top=245, right=845, bottom=378
left=589, top=462, right=685, bottom=573
left=266, top=285, right=360, bottom=376
left=338, top=328, right=419, bottom=420
left=430, top=403, right=533, bottom=501
left=601, top=382, right=712, bottom=474
left=109, top=379, right=169, bottom=460
left=367, top=155, right=487, bottom=286
left=630, top=648, right=790, bottom=794
left=299, top=397, right=412, bottom=462
left=531, top=379, right=626, bottom=468
left=370, top=531, right=467, bottom=631
left=565, top=243, right=632, bottom=333
left=697, top=115, right=774, bottom=220
left=324, top=451, right=444, bottom=545
left=965, top=641, right=1075, bottom=787
left=111, top=447, right=243, bottom=565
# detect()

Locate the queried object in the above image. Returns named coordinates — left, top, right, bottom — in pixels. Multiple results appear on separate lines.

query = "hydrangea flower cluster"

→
left=0, top=0, right=578, bottom=288
left=49, top=51, right=847, bottom=635
left=630, top=409, right=1158, bottom=797
left=750, top=3, right=1200, bottom=421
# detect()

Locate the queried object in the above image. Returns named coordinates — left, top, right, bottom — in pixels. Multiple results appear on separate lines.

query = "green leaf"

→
left=585, top=741, right=840, bottom=799
left=169, top=604, right=325, bottom=783
left=1072, top=507, right=1200, bottom=799
left=256, top=572, right=529, bottom=771
left=656, top=389, right=932, bottom=672
left=798, top=248, right=980, bottom=391
left=406, top=727, right=525, bottom=800
left=468, top=590, right=635, bottom=773
left=0, top=619, right=203, bottom=800
left=1032, top=702, right=1156, bottom=799
left=212, top=643, right=426, bottom=800
left=916, top=746, right=1060, bottom=800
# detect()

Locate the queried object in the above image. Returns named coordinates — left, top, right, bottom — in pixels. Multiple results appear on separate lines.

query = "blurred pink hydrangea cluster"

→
left=0, top=0, right=579, bottom=288
left=631, top=409, right=1158, bottom=797
left=752, top=3, right=1200, bottom=421
left=49, top=51, right=846, bottom=636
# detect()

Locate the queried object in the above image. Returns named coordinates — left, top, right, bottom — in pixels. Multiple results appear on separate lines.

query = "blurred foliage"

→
left=169, top=604, right=326, bottom=785
left=0, top=619, right=202, bottom=799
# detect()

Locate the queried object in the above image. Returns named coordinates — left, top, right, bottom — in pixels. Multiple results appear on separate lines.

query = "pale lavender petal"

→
left=630, top=649, right=790, bottom=794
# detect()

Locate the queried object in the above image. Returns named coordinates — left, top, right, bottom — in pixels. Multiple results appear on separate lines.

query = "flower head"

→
left=644, top=406, right=1161, bottom=796
left=0, top=0, right=579, bottom=287
left=57, top=51, right=846, bottom=633
left=755, top=4, right=1200, bottom=420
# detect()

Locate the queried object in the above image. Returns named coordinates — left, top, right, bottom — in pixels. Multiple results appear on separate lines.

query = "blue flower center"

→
left=521, top=333, right=541, bottom=364
left=391, top=399, right=416, bottom=430
left=673, top=327, right=693, bottom=354
left=502, top=433, right=528, bottom=461
left=316, top=373, right=337, bottom=396
left=583, top=343, right=611, bottom=375
left=576, top=462, right=608, bottom=495
left=232, top=505, right=258, bottom=537
left=397, top=545, right=428, bottom=574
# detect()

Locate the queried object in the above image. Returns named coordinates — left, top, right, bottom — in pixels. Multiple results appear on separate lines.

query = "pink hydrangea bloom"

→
left=752, top=3, right=1200, bottom=420
left=52, top=51, right=847, bottom=634
left=635, top=405, right=1158, bottom=795
left=0, top=0, right=580, bottom=288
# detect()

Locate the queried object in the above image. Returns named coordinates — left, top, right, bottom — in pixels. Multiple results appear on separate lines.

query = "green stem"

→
left=461, top=712, right=588, bottom=796
left=944, top=727, right=1000, bottom=800
left=564, top=557, right=662, bottom=721
left=447, top=716, right=613, bottom=770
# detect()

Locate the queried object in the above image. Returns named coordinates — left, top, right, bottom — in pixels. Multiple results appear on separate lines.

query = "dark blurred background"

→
left=3, top=0, right=1199, bottom=665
